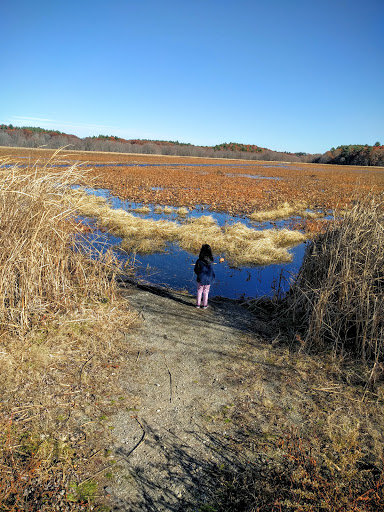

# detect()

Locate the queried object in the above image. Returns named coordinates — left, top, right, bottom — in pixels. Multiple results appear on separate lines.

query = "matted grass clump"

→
left=70, top=189, right=306, bottom=266
left=287, top=197, right=384, bottom=366
left=249, top=201, right=319, bottom=222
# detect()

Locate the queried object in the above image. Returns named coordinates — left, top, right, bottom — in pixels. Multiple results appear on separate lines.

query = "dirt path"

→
left=107, top=283, right=269, bottom=511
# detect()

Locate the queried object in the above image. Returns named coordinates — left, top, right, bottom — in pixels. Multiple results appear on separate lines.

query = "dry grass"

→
left=70, top=190, right=306, bottom=266
left=249, top=201, right=319, bottom=222
left=204, top=341, right=384, bottom=512
left=3, top=146, right=384, bottom=222
left=132, top=205, right=151, bottom=214
left=0, top=157, right=138, bottom=509
left=285, top=197, right=384, bottom=367
left=0, top=158, right=119, bottom=333
left=0, top=302, right=137, bottom=510
left=176, top=206, right=189, bottom=216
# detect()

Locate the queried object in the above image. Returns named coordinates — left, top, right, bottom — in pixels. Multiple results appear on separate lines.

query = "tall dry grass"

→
left=0, top=157, right=118, bottom=333
left=0, top=156, right=136, bottom=509
left=287, top=196, right=384, bottom=364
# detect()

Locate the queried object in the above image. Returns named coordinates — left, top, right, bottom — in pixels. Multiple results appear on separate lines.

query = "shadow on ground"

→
left=110, top=420, right=249, bottom=512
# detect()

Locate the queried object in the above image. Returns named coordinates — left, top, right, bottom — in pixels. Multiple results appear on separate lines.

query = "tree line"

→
left=0, top=125, right=383, bottom=166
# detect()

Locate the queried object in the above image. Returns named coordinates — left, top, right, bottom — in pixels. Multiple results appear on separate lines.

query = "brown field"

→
left=1, top=146, right=384, bottom=217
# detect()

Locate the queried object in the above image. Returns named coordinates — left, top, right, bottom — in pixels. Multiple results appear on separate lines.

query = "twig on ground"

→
left=79, top=354, right=95, bottom=387
left=163, top=354, right=173, bottom=403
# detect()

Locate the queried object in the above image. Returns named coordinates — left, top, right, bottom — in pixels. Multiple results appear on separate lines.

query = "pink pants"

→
left=196, top=284, right=210, bottom=307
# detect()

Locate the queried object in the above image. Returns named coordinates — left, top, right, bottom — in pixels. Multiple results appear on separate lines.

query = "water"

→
left=77, top=187, right=307, bottom=300
left=79, top=186, right=303, bottom=229
left=132, top=243, right=306, bottom=299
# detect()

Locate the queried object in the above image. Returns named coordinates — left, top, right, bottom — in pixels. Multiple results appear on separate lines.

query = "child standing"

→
left=194, top=244, right=215, bottom=309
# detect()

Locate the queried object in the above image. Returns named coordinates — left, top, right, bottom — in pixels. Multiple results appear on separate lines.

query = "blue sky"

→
left=2, top=0, right=383, bottom=153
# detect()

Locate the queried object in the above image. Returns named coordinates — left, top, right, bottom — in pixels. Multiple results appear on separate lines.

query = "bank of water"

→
left=79, top=187, right=307, bottom=300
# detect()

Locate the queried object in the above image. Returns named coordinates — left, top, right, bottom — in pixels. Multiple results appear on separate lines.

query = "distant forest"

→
left=1, top=124, right=383, bottom=166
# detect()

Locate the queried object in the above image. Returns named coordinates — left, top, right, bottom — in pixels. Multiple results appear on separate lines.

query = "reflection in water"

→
left=78, top=187, right=307, bottom=300
left=133, top=242, right=306, bottom=300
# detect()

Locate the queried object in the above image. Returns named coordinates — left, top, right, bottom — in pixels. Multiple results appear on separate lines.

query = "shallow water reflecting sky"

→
left=79, top=187, right=307, bottom=300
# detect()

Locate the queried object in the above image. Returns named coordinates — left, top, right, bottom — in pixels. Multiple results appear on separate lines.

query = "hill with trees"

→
left=0, top=124, right=383, bottom=166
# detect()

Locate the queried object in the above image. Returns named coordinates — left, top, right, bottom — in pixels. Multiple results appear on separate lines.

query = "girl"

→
left=194, top=244, right=215, bottom=309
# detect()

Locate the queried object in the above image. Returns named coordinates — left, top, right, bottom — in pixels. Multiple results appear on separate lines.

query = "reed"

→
left=0, top=159, right=118, bottom=333
left=0, top=157, right=136, bottom=508
left=287, top=196, right=384, bottom=364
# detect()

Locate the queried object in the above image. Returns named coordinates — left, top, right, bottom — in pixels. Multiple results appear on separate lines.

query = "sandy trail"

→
left=108, top=283, right=263, bottom=511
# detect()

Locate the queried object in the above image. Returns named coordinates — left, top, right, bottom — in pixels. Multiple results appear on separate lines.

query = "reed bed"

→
left=0, top=157, right=136, bottom=509
left=286, top=197, right=384, bottom=364
left=70, top=189, right=306, bottom=266
left=0, top=159, right=119, bottom=333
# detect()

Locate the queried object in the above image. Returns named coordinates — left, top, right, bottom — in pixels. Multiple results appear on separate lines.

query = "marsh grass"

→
left=285, top=197, right=384, bottom=367
left=71, top=189, right=306, bottom=266
left=133, top=205, right=151, bottom=214
left=0, top=157, right=137, bottom=509
left=176, top=206, right=189, bottom=216
left=0, top=157, right=119, bottom=333
left=220, top=197, right=384, bottom=510
left=249, top=201, right=320, bottom=222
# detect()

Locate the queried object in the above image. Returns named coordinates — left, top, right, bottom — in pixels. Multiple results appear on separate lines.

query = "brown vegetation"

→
left=1, top=147, right=384, bottom=225
left=70, top=188, right=305, bottom=266
left=1, top=151, right=384, bottom=510
left=0, top=157, right=118, bottom=333
left=286, top=197, right=384, bottom=366
left=0, top=158, right=137, bottom=509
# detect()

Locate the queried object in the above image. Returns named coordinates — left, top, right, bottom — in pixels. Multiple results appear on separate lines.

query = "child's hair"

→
left=199, top=244, right=213, bottom=262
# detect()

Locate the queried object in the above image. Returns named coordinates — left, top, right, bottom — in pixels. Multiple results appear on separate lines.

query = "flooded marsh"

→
left=2, top=147, right=384, bottom=298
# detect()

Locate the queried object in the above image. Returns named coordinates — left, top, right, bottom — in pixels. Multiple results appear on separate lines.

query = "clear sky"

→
left=2, top=0, right=383, bottom=154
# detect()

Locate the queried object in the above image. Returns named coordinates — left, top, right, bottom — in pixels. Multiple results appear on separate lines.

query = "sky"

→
left=1, top=0, right=383, bottom=154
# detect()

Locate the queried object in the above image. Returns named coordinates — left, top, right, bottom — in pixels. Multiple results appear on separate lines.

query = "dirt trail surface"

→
left=107, top=283, right=269, bottom=511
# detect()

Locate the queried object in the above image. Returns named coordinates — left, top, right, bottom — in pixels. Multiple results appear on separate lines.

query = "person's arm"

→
left=194, top=260, right=201, bottom=274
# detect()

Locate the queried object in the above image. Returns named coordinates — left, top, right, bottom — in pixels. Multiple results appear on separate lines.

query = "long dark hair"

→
left=199, top=244, right=213, bottom=263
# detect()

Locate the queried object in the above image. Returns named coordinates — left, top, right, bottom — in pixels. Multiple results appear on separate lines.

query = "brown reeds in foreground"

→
left=0, top=158, right=119, bottom=333
left=71, top=189, right=306, bottom=266
left=287, top=197, right=384, bottom=364
left=0, top=157, right=137, bottom=508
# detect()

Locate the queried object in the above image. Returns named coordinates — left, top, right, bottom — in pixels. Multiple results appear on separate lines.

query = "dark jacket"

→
left=194, top=257, right=215, bottom=285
